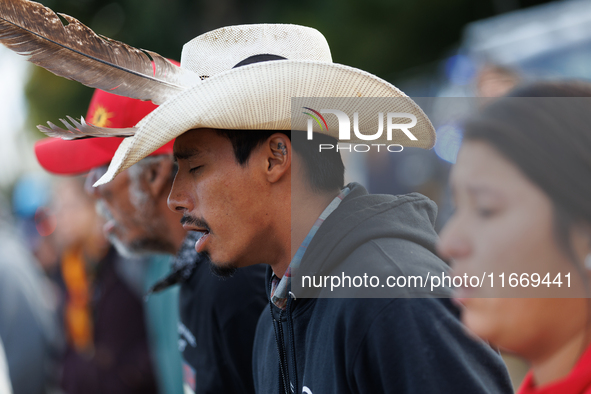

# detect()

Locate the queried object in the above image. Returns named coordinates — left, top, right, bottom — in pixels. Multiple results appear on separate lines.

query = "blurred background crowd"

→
left=1, top=0, right=590, bottom=393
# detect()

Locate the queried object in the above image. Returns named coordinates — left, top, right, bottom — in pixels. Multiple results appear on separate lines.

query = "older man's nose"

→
left=85, top=169, right=101, bottom=197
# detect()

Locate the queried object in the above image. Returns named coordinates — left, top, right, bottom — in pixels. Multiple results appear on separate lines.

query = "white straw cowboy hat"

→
left=93, top=23, right=436, bottom=186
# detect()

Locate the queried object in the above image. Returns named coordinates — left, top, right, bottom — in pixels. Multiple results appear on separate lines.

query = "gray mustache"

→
left=95, top=200, right=114, bottom=221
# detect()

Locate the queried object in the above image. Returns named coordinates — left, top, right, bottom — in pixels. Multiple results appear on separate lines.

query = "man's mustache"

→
left=180, top=215, right=211, bottom=232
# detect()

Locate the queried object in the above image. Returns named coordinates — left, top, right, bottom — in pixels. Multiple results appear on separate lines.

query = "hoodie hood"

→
left=291, top=183, right=446, bottom=298
left=303, top=183, right=437, bottom=275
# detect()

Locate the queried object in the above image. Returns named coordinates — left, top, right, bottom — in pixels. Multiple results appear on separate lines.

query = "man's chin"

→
left=202, top=252, right=238, bottom=278
left=210, top=264, right=238, bottom=278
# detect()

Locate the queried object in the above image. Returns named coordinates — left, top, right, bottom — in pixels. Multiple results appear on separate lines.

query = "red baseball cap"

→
left=35, top=71, right=177, bottom=175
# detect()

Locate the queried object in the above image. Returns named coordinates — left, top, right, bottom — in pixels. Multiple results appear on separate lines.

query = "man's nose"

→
left=167, top=176, right=190, bottom=214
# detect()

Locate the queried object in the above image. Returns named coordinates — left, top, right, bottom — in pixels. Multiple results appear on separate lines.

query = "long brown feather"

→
left=0, top=0, right=200, bottom=104
left=37, top=116, right=136, bottom=140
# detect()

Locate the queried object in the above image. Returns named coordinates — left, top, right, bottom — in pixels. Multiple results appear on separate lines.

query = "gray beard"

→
left=108, top=232, right=176, bottom=257
left=106, top=233, right=143, bottom=258
left=96, top=199, right=175, bottom=257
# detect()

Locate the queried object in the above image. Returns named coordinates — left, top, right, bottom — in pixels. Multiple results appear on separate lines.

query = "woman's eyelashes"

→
left=476, top=206, right=500, bottom=218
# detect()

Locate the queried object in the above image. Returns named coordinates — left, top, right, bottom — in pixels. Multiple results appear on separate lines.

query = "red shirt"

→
left=518, top=345, right=591, bottom=394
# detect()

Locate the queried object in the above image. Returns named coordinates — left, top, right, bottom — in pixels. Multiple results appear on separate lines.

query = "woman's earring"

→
left=585, top=253, right=591, bottom=270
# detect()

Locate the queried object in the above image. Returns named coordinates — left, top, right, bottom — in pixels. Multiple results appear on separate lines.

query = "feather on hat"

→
left=0, top=0, right=436, bottom=186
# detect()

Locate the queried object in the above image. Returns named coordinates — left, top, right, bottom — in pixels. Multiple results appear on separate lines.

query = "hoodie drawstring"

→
left=286, top=296, right=298, bottom=394
left=269, top=298, right=300, bottom=393
left=270, top=301, right=290, bottom=394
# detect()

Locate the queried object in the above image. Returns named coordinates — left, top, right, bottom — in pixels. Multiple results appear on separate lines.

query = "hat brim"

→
left=35, top=137, right=125, bottom=175
left=96, top=59, right=436, bottom=186
left=35, top=136, right=176, bottom=175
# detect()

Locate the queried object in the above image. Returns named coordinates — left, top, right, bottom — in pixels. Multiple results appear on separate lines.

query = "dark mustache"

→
left=180, top=215, right=210, bottom=232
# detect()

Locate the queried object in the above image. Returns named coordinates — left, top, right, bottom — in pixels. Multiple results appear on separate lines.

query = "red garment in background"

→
left=518, top=345, right=591, bottom=394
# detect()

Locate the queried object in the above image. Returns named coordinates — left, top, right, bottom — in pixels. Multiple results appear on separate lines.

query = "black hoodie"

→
left=149, top=233, right=268, bottom=394
left=252, top=183, right=513, bottom=394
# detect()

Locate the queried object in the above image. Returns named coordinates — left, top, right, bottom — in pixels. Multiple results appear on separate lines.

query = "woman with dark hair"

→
left=437, top=81, right=591, bottom=394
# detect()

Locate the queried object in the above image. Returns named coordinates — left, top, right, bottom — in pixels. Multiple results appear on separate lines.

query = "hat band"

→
left=233, top=54, right=287, bottom=68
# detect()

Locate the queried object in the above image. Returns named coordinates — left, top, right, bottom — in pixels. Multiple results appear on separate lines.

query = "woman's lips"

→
left=195, top=231, right=210, bottom=253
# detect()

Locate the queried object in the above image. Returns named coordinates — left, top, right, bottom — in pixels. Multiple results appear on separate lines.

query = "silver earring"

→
left=585, top=254, right=591, bottom=270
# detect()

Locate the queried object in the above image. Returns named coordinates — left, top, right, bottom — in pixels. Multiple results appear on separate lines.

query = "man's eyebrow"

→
left=173, top=148, right=202, bottom=161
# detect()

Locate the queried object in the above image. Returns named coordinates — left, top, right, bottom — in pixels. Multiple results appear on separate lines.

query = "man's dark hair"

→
left=215, top=129, right=345, bottom=193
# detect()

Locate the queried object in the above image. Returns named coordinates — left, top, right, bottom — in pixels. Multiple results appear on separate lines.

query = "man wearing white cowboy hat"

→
left=1, top=10, right=512, bottom=393
left=91, top=24, right=512, bottom=394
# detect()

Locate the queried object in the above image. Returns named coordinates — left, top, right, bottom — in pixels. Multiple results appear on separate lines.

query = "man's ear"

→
left=265, top=133, right=291, bottom=183
left=144, top=157, right=175, bottom=197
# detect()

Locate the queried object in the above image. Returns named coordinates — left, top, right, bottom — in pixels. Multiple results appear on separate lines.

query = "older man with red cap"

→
left=35, top=89, right=173, bottom=394
left=35, top=88, right=267, bottom=394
